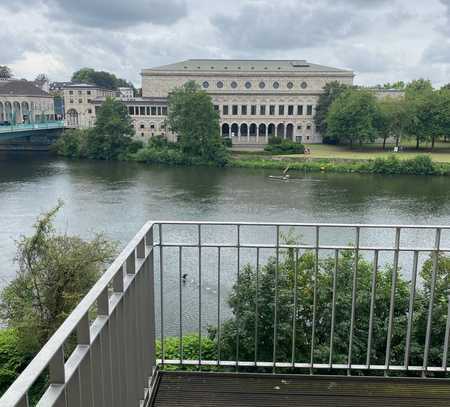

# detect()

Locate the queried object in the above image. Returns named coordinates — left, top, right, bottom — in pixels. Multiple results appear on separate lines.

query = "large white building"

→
left=141, top=59, right=355, bottom=144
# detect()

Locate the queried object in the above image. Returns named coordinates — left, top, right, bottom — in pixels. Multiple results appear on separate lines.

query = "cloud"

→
left=422, top=40, right=450, bottom=63
left=211, top=1, right=366, bottom=51
left=3, top=0, right=188, bottom=29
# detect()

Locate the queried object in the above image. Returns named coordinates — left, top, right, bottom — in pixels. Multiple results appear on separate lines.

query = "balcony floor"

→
left=150, top=371, right=450, bottom=407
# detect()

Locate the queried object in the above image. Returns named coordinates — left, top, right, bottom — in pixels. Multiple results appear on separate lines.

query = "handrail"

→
left=0, top=221, right=154, bottom=407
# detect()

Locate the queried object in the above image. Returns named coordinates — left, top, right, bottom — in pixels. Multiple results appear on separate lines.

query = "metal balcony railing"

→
left=1, top=221, right=450, bottom=406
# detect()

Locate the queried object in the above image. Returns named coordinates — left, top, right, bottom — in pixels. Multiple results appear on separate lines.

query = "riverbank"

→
left=231, top=153, right=450, bottom=176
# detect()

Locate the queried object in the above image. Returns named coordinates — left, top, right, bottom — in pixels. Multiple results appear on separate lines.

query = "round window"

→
left=259, top=81, right=266, bottom=89
left=202, top=81, right=209, bottom=89
left=217, top=81, right=224, bottom=89
left=245, top=81, right=252, bottom=89
left=273, top=81, right=280, bottom=89
left=287, top=81, right=294, bottom=89
left=231, top=81, right=238, bottom=89
left=301, top=81, right=308, bottom=89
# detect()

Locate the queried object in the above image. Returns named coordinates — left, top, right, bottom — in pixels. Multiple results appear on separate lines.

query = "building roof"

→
left=0, top=79, right=51, bottom=97
left=143, top=59, right=353, bottom=74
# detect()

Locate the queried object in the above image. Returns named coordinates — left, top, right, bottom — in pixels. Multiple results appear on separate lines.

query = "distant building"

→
left=141, top=59, right=355, bottom=144
left=0, top=79, right=55, bottom=124
left=62, top=83, right=115, bottom=128
left=118, top=87, right=134, bottom=98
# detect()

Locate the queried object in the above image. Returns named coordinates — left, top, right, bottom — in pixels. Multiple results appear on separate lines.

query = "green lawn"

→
left=284, top=142, right=450, bottom=163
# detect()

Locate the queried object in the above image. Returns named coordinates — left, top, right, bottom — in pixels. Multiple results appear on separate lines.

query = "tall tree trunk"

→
left=431, top=136, right=435, bottom=150
left=383, top=135, right=387, bottom=150
left=416, top=136, right=420, bottom=150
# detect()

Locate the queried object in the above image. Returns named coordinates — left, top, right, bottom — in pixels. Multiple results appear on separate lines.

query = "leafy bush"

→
left=264, top=140, right=305, bottom=154
left=53, top=129, right=88, bottom=158
left=268, top=136, right=284, bottom=145
left=222, top=138, right=232, bottom=148
left=371, top=155, right=435, bottom=175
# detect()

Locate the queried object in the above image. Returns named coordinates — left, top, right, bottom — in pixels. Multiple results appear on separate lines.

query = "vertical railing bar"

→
left=366, top=250, right=379, bottom=368
left=147, top=228, right=156, bottom=379
left=385, top=227, right=401, bottom=377
left=236, top=224, right=241, bottom=371
left=49, top=345, right=66, bottom=385
left=179, top=246, right=183, bottom=364
left=442, top=295, right=450, bottom=371
left=98, top=287, right=109, bottom=316
left=254, top=247, right=260, bottom=366
left=292, top=248, right=299, bottom=367
left=273, top=225, right=280, bottom=373
left=329, top=249, right=338, bottom=367
left=310, top=225, right=319, bottom=375
left=347, top=226, right=360, bottom=376
left=113, top=266, right=124, bottom=293
left=423, top=228, right=442, bottom=376
left=159, top=223, right=164, bottom=365
left=16, top=394, right=29, bottom=407
left=217, top=247, right=221, bottom=366
left=198, top=224, right=202, bottom=368
left=404, top=250, right=419, bottom=369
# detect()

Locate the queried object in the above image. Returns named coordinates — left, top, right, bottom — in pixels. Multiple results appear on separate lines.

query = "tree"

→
left=213, top=235, right=449, bottom=370
left=314, top=81, right=350, bottom=142
left=71, top=68, right=133, bottom=90
left=0, top=202, right=116, bottom=350
left=86, top=97, right=138, bottom=160
left=326, top=89, right=379, bottom=148
left=0, top=66, right=12, bottom=79
left=34, top=73, right=49, bottom=86
left=167, top=81, right=229, bottom=165
left=377, top=97, right=410, bottom=149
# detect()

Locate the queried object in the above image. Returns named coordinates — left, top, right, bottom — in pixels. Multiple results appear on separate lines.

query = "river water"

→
left=1, top=152, right=449, bottom=334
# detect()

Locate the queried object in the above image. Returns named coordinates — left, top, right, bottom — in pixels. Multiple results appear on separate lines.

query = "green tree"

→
left=71, top=68, right=133, bottom=90
left=0, top=202, right=116, bottom=350
left=86, top=97, right=139, bottom=160
left=0, top=66, right=12, bottom=79
left=326, top=89, right=379, bottom=148
left=377, top=97, right=410, bottom=149
left=167, top=81, right=229, bottom=165
left=314, top=81, right=350, bottom=142
left=213, top=236, right=449, bottom=370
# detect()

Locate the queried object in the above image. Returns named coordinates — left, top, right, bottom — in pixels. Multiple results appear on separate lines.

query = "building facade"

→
left=62, top=83, right=116, bottom=128
left=141, top=59, right=355, bottom=144
left=0, top=79, right=55, bottom=124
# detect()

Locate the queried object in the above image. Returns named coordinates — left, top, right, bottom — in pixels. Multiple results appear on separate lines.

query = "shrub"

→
left=268, top=136, right=283, bottom=145
left=264, top=140, right=305, bottom=155
left=370, top=155, right=436, bottom=175
left=222, top=138, right=232, bottom=148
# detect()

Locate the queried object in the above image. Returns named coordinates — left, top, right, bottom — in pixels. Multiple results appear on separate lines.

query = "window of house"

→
left=69, top=90, right=73, bottom=95
left=307, top=105, right=313, bottom=115
left=140, top=124, right=145, bottom=129
left=301, top=82, right=308, bottom=89
left=297, top=125, right=302, bottom=130
left=306, top=136, right=310, bottom=140
left=87, top=91, right=91, bottom=95
left=251, top=105, right=257, bottom=115
left=245, top=81, right=252, bottom=89
left=232, top=105, right=238, bottom=115
left=78, top=99, right=82, bottom=103
left=146, top=107, right=150, bottom=115
left=151, top=106, right=157, bottom=115
left=231, top=81, right=238, bottom=89
left=141, top=133, right=144, bottom=137
left=158, top=107, right=162, bottom=115
left=214, top=105, right=219, bottom=111
left=150, top=124, right=155, bottom=129
left=217, top=81, right=224, bottom=89
left=269, top=105, right=275, bottom=115
left=287, top=82, right=294, bottom=89
left=78, top=91, right=82, bottom=95
left=307, top=124, right=312, bottom=130
left=241, top=105, right=247, bottom=115
left=162, top=107, right=168, bottom=115
left=297, top=105, right=303, bottom=115
left=259, top=81, right=266, bottom=89
left=203, top=81, right=209, bottom=89
left=135, top=107, right=139, bottom=115
left=70, top=99, right=74, bottom=104
left=288, top=105, right=294, bottom=115
left=278, top=105, right=285, bottom=115
left=260, top=105, right=266, bottom=115
left=273, top=81, right=280, bottom=89
left=87, top=109, right=92, bottom=114
left=140, top=106, right=145, bottom=115
left=223, top=105, right=229, bottom=115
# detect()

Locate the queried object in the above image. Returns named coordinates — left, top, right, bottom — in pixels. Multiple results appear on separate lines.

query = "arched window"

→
left=221, top=123, right=230, bottom=138
left=231, top=123, right=239, bottom=137
left=286, top=124, right=294, bottom=140
left=13, top=101, right=21, bottom=124
left=0, top=102, right=4, bottom=122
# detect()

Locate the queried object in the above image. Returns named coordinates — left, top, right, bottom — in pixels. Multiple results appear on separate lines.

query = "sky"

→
left=1, top=0, right=450, bottom=87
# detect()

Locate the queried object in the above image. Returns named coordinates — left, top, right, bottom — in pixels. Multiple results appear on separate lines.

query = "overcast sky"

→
left=1, top=0, right=450, bottom=87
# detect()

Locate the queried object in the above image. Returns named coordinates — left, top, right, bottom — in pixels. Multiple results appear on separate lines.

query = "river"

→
left=1, top=152, right=449, bottom=334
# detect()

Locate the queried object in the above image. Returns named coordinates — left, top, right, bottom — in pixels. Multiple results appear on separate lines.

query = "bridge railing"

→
left=1, top=221, right=450, bottom=406
left=0, top=121, right=65, bottom=133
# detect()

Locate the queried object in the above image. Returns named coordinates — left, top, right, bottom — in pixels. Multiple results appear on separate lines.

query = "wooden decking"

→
left=150, top=371, right=450, bottom=407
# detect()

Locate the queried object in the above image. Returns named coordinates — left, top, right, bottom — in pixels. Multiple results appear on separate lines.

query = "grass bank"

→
left=231, top=153, right=450, bottom=176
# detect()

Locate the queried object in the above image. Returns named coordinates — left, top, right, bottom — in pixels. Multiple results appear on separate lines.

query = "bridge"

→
left=1, top=221, right=450, bottom=406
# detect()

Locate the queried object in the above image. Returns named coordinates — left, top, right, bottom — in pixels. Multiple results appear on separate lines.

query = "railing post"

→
left=146, top=226, right=156, bottom=377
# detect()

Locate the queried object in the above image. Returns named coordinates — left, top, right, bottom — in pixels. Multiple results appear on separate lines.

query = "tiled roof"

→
left=0, top=80, right=50, bottom=97
left=144, top=59, right=353, bottom=74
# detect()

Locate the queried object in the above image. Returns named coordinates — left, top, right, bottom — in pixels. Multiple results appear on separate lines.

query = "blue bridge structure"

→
left=0, top=120, right=65, bottom=150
